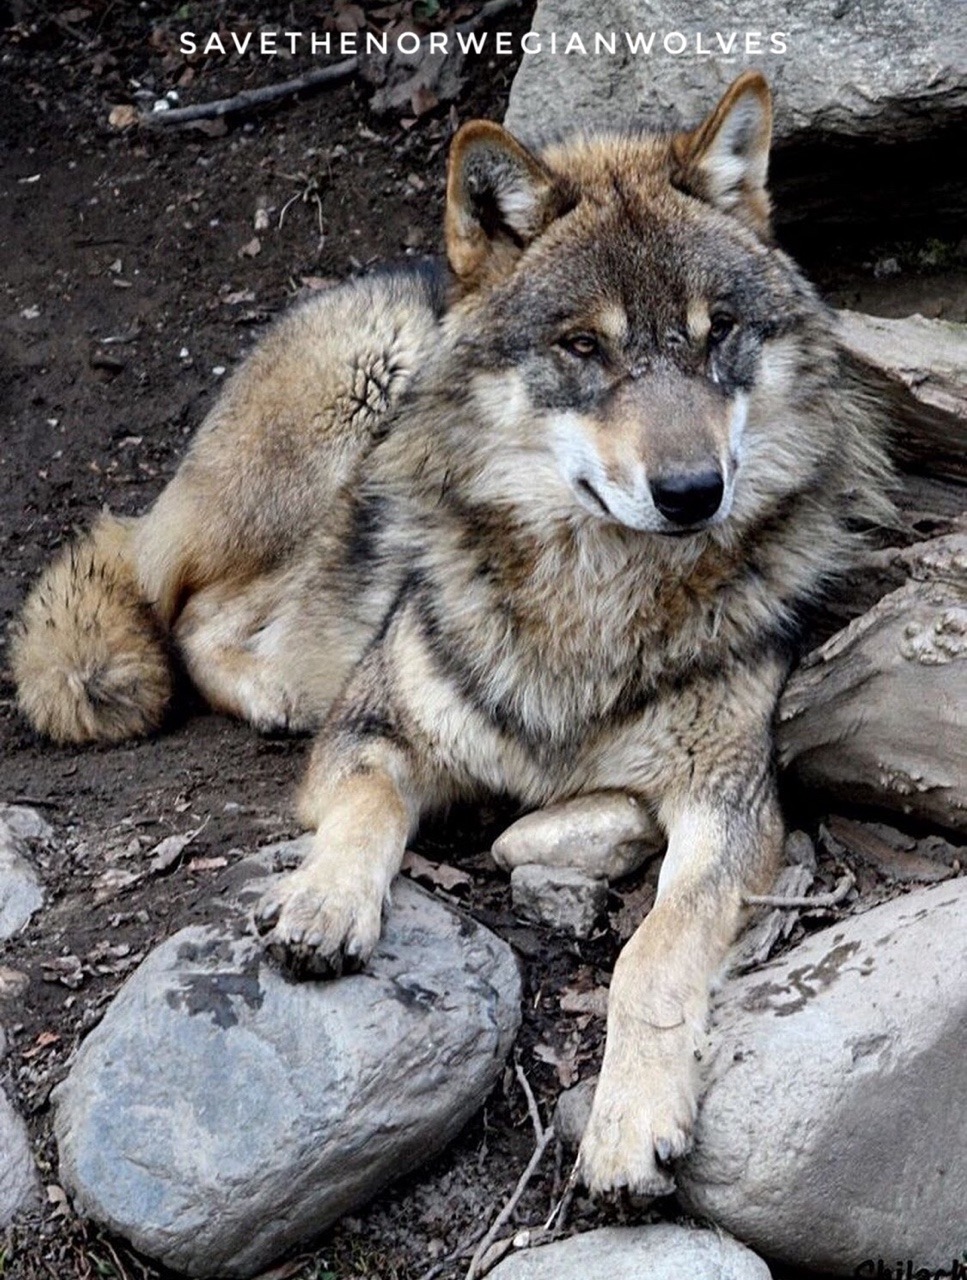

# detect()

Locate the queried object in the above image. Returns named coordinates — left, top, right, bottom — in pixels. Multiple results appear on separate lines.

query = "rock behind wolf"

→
left=12, top=73, right=892, bottom=1196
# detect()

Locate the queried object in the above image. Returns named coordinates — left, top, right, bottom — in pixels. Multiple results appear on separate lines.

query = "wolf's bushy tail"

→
left=10, top=513, right=173, bottom=744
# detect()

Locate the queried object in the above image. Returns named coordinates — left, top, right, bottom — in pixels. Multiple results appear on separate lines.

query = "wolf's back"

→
left=11, top=513, right=173, bottom=744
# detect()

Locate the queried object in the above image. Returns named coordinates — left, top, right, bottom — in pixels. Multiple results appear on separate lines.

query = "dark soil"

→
left=1, top=5, right=964, bottom=1280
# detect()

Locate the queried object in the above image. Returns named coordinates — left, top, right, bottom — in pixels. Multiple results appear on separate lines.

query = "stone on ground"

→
left=54, top=873, right=521, bottom=1278
left=677, top=877, right=967, bottom=1274
left=510, top=864, right=608, bottom=938
left=487, top=1223, right=771, bottom=1279
left=0, top=804, right=48, bottom=940
left=0, top=1084, right=38, bottom=1226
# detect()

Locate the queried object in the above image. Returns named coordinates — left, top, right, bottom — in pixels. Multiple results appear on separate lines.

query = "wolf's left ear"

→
left=674, top=71, right=773, bottom=238
left=445, top=121, right=574, bottom=287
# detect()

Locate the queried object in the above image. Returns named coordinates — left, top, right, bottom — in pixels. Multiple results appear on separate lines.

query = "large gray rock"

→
left=505, top=0, right=967, bottom=145
left=0, top=805, right=48, bottom=940
left=837, top=312, right=967, bottom=426
left=778, top=532, right=967, bottom=836
left=488, top=1224, right=771, bottom=1279
left=677, top=877, right=967, bottom=1274
left=54, top=877, right=521, bottom=1278
left=0, top=1085, right=38, bottom=1225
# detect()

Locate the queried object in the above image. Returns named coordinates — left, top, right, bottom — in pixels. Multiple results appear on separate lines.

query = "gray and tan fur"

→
left=12, top=73, right=891, bottom=1196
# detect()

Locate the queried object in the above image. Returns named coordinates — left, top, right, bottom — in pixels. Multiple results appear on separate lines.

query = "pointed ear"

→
left=675, top=71, right=773, bottom=238
left=445, top=121, right=574, bottom=288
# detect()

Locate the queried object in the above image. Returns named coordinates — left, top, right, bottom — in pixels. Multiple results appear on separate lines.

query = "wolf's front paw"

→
left=577, top=1055, right=697, bottom=1199
left=254, top=871, right=382, bottom=977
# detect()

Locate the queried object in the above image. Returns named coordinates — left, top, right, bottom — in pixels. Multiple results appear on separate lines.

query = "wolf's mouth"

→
left=576, top=478, right=611, bottom=517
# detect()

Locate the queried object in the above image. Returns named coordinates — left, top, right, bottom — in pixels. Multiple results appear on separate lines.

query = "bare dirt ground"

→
left=1, top=5, right=965, bottom=1279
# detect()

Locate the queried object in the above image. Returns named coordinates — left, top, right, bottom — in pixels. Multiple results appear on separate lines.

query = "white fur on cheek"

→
left=729, top=391, right=749, bottom=463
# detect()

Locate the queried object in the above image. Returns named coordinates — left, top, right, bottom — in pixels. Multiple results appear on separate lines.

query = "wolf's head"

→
left=441, top=73, right=838, bottom=541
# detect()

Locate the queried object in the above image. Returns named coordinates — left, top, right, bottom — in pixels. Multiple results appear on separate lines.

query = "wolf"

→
left=12, top=71, right=891, bottom=1196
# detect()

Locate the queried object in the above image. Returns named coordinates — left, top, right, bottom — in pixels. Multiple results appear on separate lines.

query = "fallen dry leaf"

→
left=609, top=880, right=656, bottom=942
left=108, top=104, right=139, bottom=131
left=92, top=866, right=142, bottom=906
left=534, top=1038, right=580, bottom=1088
left=559, top=986, right=608, bottom=1019
left=402, top=850, right=472, bottom=892
left=149, top=822, right=207, bottom=875
left=238, top=236, right=262, bottom=258
left=186, top=855, right=229, bottom=873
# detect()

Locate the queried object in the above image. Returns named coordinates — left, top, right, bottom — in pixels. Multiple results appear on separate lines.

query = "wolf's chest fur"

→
left=358, top=461, right=769, bottom=757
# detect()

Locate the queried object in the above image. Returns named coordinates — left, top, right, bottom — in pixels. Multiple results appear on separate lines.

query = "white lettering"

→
left=624, top=31, right=656, bottom=54
left=594, top=32, right=617, bottom=55
left=664, top=31, right=687, bottom=54
left=770, top=31, right=788, bottom=53
left=203, top=33, right=226, bottom=55
left=564, top=33, right=588, bottom=55
left=456, top=30, right=486, bottom=54
left=179, top=31, right=197, bottom=55
left=396, top=31, right=421, bottom=55
left=520, top=31, right=541, bottom=54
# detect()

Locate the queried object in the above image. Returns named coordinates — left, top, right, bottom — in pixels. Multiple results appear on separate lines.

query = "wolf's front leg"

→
left=254, top=740, right=415, bottom=975
left=253, top=626, right=444, bottom=976
left=578, top=775, right=782, bottom=1197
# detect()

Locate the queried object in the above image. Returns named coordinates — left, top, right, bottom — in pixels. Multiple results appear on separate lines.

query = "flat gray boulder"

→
left=54, top=877, right=521, bottom=1278
left=0, top=1085, right=38, bottom=1225
left=505, top=0, right=967, bottom=145
left=0, top=804, right=48, bottom=940
left=488, top=1224, right=771, bottom=1279
left=677, top=877, right=967, bottom=1274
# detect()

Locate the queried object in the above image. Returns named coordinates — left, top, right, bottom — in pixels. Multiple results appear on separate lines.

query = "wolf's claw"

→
left=253, top=873, right=380, bottom=979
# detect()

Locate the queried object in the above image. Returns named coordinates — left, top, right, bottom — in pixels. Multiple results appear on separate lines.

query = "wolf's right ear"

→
left=445, top=121, right=574, bottom=288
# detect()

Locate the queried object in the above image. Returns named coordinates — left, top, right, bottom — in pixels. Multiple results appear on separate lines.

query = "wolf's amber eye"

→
left=559, top=332, right=601, bottom=359
left=708, top=312, right=736, bottom=344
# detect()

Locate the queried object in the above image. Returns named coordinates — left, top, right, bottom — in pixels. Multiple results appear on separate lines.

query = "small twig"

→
left=514, top=1061, right=546, bottom=1143
left=141, top=58, right=359, bottom=128
left=464, top=1125, right=556, bottom=1280
left=743, top=870, right=855, bottom=910
left=542, top=1159, right=579, bottom=1232
left=98, top=1236, right=132, bottom=1280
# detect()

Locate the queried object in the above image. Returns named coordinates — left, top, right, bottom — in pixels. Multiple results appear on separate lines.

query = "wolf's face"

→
left=444, top=74, right=827, bottom=539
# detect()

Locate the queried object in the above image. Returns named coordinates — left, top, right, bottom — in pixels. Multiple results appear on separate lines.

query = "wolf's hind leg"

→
left=174, top=573, right=332, bottom=733
left=491, top=791, right=664, bottom=881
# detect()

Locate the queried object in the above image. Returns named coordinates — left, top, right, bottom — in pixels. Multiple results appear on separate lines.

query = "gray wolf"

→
left=11, top=72, right=891, bottom=1196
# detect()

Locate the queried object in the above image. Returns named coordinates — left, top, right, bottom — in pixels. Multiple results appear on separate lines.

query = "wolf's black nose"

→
left=650, top=470, right=724, bottom=525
